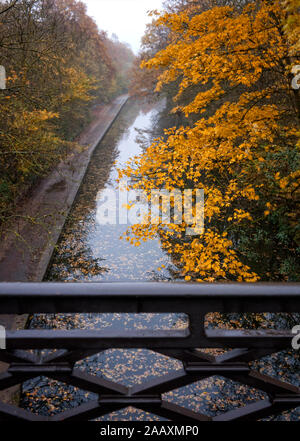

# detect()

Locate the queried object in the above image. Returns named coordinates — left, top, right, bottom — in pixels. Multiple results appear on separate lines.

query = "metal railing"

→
left=0, top=282, right=299, bottom=421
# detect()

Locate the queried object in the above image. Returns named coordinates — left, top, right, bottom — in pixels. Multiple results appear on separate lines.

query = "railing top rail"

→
left=0, top=282, right=299, bottom=314
left=0, top=282, right=299, bottom=298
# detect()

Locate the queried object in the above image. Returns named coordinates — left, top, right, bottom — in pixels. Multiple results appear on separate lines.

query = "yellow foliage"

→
left=120, top=0, right=300, bottom=282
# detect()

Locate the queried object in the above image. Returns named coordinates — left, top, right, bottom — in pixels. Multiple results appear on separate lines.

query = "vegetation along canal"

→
left=21, top=100, right=300, bottom=421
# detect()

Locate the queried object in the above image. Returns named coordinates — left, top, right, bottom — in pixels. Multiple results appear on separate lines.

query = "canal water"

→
left=21, top=99, right=299, bottom=421
left=46, top=99, right=179, bottom=283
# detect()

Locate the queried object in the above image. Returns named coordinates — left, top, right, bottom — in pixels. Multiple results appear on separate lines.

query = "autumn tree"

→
left=120, top=0, right=300, bottom=282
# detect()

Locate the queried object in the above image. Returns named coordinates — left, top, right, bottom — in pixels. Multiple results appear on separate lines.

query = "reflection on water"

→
left=47, top=100, right=178, bottom=282
left=21, top=100, right=300, bottom=421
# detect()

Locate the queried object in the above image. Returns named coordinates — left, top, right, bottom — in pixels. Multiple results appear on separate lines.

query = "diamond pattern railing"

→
left=0, top=282, right=299, bottom=421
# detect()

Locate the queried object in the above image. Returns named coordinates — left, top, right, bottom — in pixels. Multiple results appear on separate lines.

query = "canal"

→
left=21, top=99, right=300, bottom=421
left=47, top=99, right=179, bottom=283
